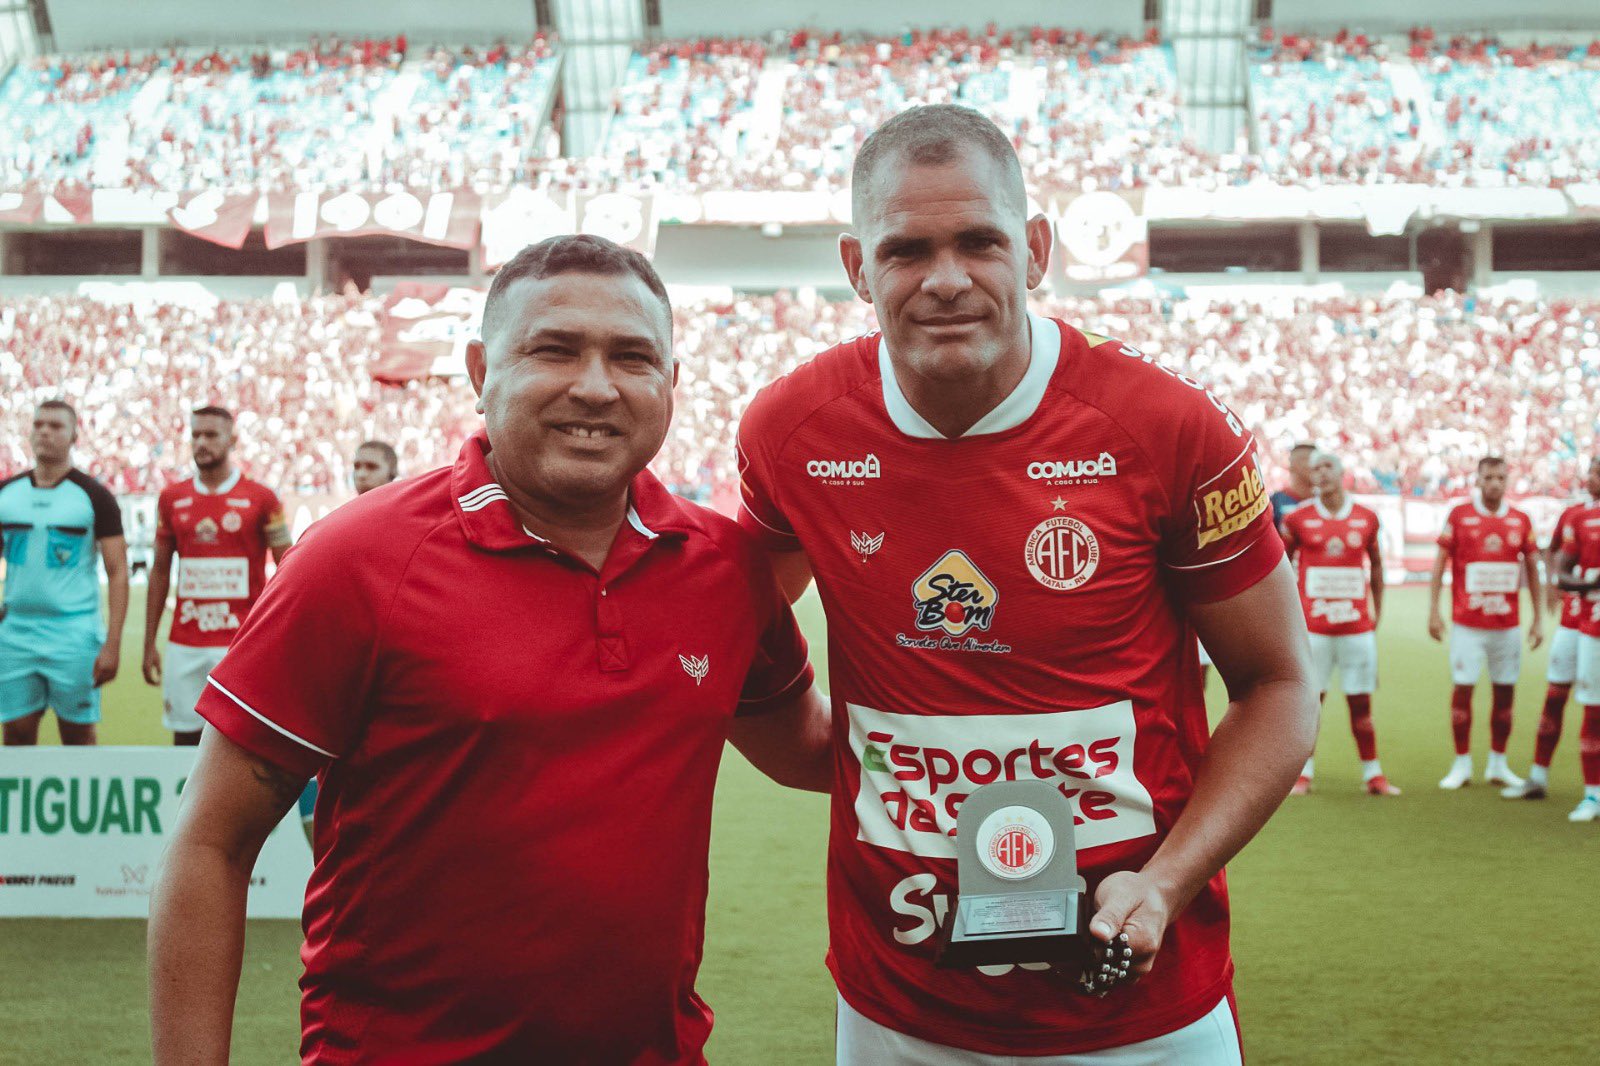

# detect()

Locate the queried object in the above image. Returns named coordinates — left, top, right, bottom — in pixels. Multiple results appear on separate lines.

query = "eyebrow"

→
left=876, top=224, right=1009, bottom=256
left=516, top=327, right=665, bottom=361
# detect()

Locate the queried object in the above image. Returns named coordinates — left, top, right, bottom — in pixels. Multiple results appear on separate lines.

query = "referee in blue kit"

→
left=1, top=401, right=129, bottom=745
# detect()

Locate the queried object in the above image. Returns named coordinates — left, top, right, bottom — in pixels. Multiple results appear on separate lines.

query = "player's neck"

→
left=31, top=457, right=72, bottom=487
left=196, top=464, right=234, bottom=491
left=892, top=341, right=1031, bottom=440
left=488, top=457, right=627, bottom=570
left=1320, top=489, right=1346, bottom=515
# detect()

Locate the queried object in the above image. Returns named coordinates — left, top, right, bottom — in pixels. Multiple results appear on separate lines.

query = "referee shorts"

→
left=0, top=611, right=104, bottom=725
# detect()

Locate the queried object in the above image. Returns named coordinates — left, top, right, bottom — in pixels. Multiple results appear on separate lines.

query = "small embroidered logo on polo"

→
left=851, top=530, right=884, bottom=561
left=679, top=654, right=709, bottom=686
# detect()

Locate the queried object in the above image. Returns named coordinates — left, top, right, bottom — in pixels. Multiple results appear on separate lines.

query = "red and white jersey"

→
left=1552, top=501, right=1595, bottom=631
left=738, top=315, right=1285, bottom=1056
left=155, top=470, right=289, bottom=647
left=1437, top=498, right=1535, bottom=630
left=1280, top=497, right=1379, bottom=636
left=1559, top=502, right=1600, bottom=638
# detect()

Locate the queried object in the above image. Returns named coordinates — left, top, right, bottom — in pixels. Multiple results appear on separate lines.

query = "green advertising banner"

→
left=0, top=747, right=311, bottom=918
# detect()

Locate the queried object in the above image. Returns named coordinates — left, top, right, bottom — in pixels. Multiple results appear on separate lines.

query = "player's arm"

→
left=1553, top=548, right=1596, bottom=592
left=1090, top=560, right=1316, bottom=977
left=149, top=727, right=310, bottom=1065
left=1427, top=545, right=1449, bottom=642
left=144, top=539, right=175, bottom=684
left=1522, top=549, right=1545, bottom=649
left=95, top=534, right=129, bottom=686
left=766, top=548, right=815, bottom=604
left=1545, top=545, right=1564, bottom=615
left=728, top=683, right=832, bottom=792
left=1366, top=529, right=1384, bottom=627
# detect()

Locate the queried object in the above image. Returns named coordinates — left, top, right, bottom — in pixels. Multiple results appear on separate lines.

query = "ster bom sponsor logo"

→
left=1196, top=456, right=1268, bottom=548
left=911, top=550, right=998, bottom=637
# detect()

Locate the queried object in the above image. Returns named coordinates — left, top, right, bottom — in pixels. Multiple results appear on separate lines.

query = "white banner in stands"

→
left=0, top=747, right=311, bottom=918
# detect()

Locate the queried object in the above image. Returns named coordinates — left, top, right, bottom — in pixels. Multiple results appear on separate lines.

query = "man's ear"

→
left=1024, top=213, right=1053, bottom=290
left=466, top=339, right=488, bottom=414
left=839, top=233, right=872, bottom=305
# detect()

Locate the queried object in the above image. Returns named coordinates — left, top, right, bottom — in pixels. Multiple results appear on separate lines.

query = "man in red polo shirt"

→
left=148, top=235, right=830, bottom=1065
left=738, top=105, right=1317, bottom=1063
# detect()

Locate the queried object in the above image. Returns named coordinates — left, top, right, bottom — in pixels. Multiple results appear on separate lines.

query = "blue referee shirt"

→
left=0, top=469, right=123, bottom=618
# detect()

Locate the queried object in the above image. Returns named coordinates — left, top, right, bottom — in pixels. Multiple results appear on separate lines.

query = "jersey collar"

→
left=1471, top=491, right=1508, bottom=518
left=1313, top=494, right=1353, bottom=521
left=878, top=312, right=1061, bottom=439
left=451, top=430, right=690, bottom=557
left=193, top=468, right=242, bottom=496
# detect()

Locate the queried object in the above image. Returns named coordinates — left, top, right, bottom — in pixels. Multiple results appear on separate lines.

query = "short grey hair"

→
left=851, top=104, right=1026, bottom=227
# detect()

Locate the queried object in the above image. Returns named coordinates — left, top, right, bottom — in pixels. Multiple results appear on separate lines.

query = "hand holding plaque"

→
left=934, top=779, right=1092, bottom=970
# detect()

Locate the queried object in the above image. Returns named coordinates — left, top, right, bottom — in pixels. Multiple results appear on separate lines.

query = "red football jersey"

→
left=738, top=316, right=1285, bottom=1055
left=1552, top=501, right=1592, bottom=630
left=155, top=471, right=290, bottom=647
left=1558, top=502, right=1600, bottom=638
left=196, top=433, right=814, bottom=1063
left=1437, top=499, right=1535, bottom=630
left=1281, top=498, right=1379, bottom=636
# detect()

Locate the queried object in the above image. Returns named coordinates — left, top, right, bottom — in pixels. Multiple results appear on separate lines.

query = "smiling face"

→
left=842, top=144, right=1049, bottom=392
left=466, top=271, right=675, bottom=515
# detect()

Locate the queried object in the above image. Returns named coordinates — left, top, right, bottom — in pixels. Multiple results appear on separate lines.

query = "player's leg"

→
left=1483, top=627, right=1524, bottom=787
left=1342, top=633, right=1396, bottom=795
left=1509, top=626, right=1576, bottom=798
left=1568, top=635, right=1600, bottom=822
left=162, top=643, right=221, bottom=746
left=1295, top=635, right=1336, bottom=794
left=2, top=709, right=46, bottom=745
left=1442, top=627, right=1484, bottom=789
left=45, top=618, right=103, bottom=746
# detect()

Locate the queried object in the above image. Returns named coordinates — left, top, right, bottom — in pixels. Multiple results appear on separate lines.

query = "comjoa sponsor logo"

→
left=1026, top=452, right=1118, bottom=485
left=805, top=453, right=880, bottom=484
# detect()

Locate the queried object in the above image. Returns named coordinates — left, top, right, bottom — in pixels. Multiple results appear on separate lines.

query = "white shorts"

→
left=836, top=994, right=1240, bottom=1066
left=162, top=643, right=228, bottom=733
left=1547, top=625, right=1581, bottom=686
left=1574, top=634, right=1600, bottom=707
left=1449, top=625, right=1522, bottom=687
left=1309, top=631, right=1378, bottom=696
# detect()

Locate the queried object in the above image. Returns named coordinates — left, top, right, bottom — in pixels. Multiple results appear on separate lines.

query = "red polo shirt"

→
left=196, top=431, right=813, bottom=1065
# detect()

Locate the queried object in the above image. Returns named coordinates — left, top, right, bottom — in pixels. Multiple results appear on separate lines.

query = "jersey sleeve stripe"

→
left=204, top=676, right=339, bottom=759
left=1165, top=530, right=1270, bottom=571
left=1192, top=438, right=1256, bottom=493
left=737, top=498, right=799, bottom=538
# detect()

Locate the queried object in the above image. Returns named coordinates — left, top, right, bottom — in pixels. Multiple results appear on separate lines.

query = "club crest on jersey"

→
left=912, top=550, right=997, bottom=637
left=851, top=531, right=884, bottom=561
left=679, top=654, right=709, bottom=686
left=1024, top=516, right=1100, bottom=591
left=805, top=453, right=880, bottom=486
left=1326, top=537, right=1346, bottom=557
left=221, top=511, right=243, bottom=533
left=1345, top=531, right=1361, bottom=547
left=1485, top=534, right=1504, bottom=553
left=194, top=517, right=219, bottom=544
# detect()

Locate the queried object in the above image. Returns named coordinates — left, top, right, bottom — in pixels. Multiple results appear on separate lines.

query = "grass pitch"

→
left=2, top=585, right=1597, bottom=1064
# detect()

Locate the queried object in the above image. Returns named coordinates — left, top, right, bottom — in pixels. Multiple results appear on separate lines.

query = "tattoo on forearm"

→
left=249, top=759, right=308, bottom=811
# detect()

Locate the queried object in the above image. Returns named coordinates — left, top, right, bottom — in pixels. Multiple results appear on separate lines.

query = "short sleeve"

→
left=155, top=490, right=175, bottom=547
left=735, top=389, right=803, bottom=551
left=259, top=487, right=292, bottom=548
left=1159, top=394, right=1284, bottom=604
left=1517, top=512, right=1536, bottom=558
left=1278, top=509, right=1300, bottom=555
left=1560, top=513, right=1579, bottom=554
left=194, top=521, right=381, bottom=777
left=735, top=557, right=815, bottom=716
left=1437, top=510, right=1455, bottom=550
left=74, top=472, right=123, bottom=539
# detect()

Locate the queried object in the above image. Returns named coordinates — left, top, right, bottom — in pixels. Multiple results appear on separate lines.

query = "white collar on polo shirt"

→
left=192, top=468, right=242, bottom=495
left=878, top=312, right=1060, bottom=439
left=1313, top=494, right=1353, bottom=521
left=1471, top=491, right=1508, bottom=518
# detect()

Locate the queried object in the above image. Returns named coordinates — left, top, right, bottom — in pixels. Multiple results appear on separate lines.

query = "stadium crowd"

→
left=6, top=26, right=1600, bottom=198
left=0, top=36, right=560, bottom=193
left=4, top=289, right=1597, bottom=503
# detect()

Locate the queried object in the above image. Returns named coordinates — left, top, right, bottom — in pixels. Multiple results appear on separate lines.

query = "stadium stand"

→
left=4, top=290, right=1596, bottom=502
left=0, top=36, right=560, bottom=192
